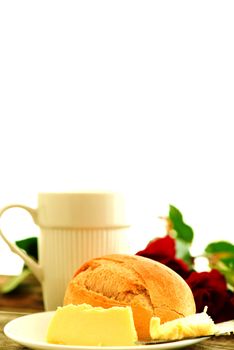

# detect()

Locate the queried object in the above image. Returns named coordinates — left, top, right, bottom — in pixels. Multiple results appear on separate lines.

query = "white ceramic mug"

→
left=0, top=192, right=131, bottom=310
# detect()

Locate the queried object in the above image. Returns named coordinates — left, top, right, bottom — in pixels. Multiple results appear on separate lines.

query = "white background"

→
left=0, top=1, right=234, bottom=274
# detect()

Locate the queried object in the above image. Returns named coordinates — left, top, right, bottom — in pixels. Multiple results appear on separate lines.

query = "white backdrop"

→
left=0, top=1, right=234, bottom=274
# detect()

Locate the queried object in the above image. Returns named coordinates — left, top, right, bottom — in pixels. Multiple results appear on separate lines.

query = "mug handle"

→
left=0, top=204, right=43, bottom=282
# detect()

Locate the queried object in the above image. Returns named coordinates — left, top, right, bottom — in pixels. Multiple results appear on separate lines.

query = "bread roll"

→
left=64, top=254, right=196, bottom=340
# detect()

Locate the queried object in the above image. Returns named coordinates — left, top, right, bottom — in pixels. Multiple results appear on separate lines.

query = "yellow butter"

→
left=150, top=310, right=215, bottom=341
left=46, top=303, right=138, bottom=346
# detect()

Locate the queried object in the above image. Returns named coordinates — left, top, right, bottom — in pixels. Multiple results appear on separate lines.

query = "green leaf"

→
left=175, top=239, right=193, bottom=267
left=16, top=237, right=38, bottom=261
left=220, top=257, right=234, bottom=269
left=205, top=241, right=234, bottom=255
left=0, top=237, right=38, bottom=294
left=212, top=259, right=234, bottom=289
left=204, top=242, right=234, bottom=289
left=169, top=205, right=194, bottom=243
left=0, top=268, right=31, bottom=294
left=169, top=205, right=183, bottom=222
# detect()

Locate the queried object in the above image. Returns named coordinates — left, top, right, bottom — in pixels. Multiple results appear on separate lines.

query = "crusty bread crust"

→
left=64, top=254, right=196, bottom=339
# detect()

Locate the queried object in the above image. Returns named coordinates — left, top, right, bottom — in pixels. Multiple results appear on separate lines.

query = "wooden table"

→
left=0, top=274, right=44, bottom=349
left=0, top=274, right=44, bottom=313
left=0, top=274, right=233, bottom=349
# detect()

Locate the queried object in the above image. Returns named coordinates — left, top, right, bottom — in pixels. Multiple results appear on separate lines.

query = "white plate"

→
left=4, top=311, right=209, bottom=350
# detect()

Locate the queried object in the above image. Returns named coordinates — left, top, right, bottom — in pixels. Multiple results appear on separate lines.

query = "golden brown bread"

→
left=64, top=254, right=196, bottom=340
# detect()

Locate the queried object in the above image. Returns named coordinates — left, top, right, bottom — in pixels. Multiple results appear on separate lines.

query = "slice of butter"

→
left=46, top=303, right=138, bottom=346
left=150, top=309, right=215, bottom=341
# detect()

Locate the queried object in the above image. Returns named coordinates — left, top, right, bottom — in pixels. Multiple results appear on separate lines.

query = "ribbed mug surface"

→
left=40, top=227, right=131, bottom=310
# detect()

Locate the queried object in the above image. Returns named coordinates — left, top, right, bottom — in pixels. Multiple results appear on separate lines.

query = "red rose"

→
left=136, top=235, right=190, bottom=278
left=136, top=235, right=175, bottom=261
left=165, top=258, right=190, bottom=279
left=186, top=269, right=234, bottom=323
